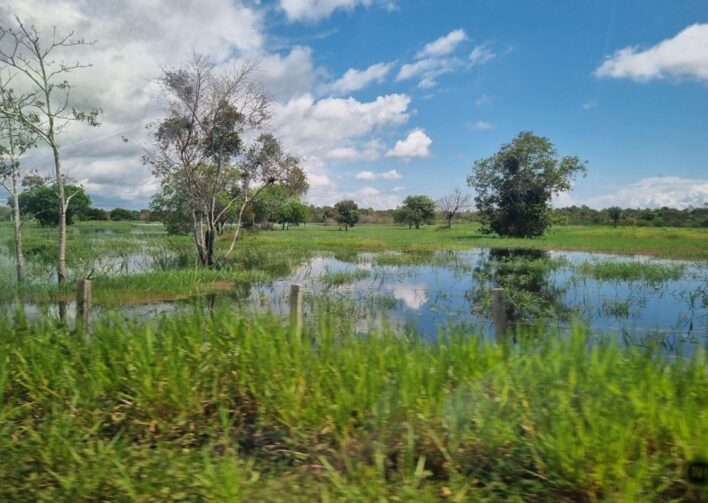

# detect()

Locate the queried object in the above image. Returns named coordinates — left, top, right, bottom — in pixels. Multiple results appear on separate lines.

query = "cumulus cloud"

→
left=417, top=29, right=467, bottom=58
left=0, top=0, right=269, bottom=208
left=271, top=93, right=412, bottom=203
left=386, top=129, right=432, bottom=159
left=330, top=62, right=394, bottom=94
left=279, top=0, right=379, bottom=22
left=595, top=23, right=708, bottom=82
left=272, top=93, right=410, bottom=158
left=355, top=169, right=402, bottom=180
left=584, top=177, right=708, bottom=209
left=253, top=46, right=325, bottom=99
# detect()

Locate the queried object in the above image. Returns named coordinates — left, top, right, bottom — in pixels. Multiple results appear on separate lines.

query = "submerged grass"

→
left=0, top=308, right=706, bottom=501
left=321, top=268, right=371, bottom=286
left=578, top=260, right=687, bottom=285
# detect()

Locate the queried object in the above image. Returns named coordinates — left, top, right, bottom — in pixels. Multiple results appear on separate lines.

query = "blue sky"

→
left=2, top=0, right=707, bottom=209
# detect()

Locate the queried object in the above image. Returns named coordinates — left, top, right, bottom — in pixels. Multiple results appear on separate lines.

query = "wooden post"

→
left=76, top=279, right=91, bottom=337
left=491, top=288, right=507, bottom=339
left=290, top=284, right=303, bottom=339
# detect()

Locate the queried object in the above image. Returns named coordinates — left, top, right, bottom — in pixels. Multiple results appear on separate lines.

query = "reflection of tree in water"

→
left=466, top=248, right=572, bottom=325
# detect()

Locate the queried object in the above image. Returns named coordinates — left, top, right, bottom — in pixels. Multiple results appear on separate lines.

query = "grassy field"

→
left=1, top=308, right=706, bottom=502
left=234, top=223, right=708, bottom=261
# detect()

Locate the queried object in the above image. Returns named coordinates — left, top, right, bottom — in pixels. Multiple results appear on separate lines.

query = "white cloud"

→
left=584, top=177, right=708, bottom=209
left=354, top=186, right=402, bottom=209
left=325, top=139, right=385, bottom=161
left=595, top=23, right=708, bottom=82
left=398, top=31, right=501, bottom=88
left=279, top=0, right=375, bottom=21
left=253, top=46, right=324, bottom=99
left=417, top=29, right=467, bottom=58
left=469, top=43, right=496, bottom=65
left=272, top=93, right=410, bottom=159
left=386, top=129, right=432, bottom=159
left=0, top=0, right=267, bottom=209
left=397, top=57, right=463, bottom=88
left=582, top=100, right=598, bottom=110
left=355, top=169, right=402, bottom=180
left=271, top=93, right=412, bottom=204
left=470, top=120, right=494, bottom=130
left=330, top=62, right=394, bottom=94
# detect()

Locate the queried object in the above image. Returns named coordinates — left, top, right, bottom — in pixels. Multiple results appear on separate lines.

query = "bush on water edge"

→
left=1, top=308, right=707, bottom=501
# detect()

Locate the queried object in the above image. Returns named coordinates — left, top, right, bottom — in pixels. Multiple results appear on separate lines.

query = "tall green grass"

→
left=1, top=309, right=706, bottom=501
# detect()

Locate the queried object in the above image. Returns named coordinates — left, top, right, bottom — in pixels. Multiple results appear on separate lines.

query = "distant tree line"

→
left=552, top=205, right=708, bottom=228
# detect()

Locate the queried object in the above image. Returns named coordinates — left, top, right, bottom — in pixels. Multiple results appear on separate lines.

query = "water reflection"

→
left=466, top=248, right=572, bottom=326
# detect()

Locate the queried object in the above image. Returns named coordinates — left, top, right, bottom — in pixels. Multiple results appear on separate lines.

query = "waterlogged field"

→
left=1, top=222, right=706, bottom=353
left=1, top=221, right=708, bottom=500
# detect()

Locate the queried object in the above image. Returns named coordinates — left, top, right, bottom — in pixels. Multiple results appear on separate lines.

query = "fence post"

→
left=290, top=284, right=303, bottom=339
left=491, top=288, right=507, bottom=339
left=76, top=279, right=92, bottom=338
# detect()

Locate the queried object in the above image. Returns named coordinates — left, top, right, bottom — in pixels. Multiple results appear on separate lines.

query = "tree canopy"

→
left=396, top=195, right=436, bottom=229
left=334, top=200, right=359, bottom=230
left=17, top=185, right=91, bottom=226
left=467, top=131, right=585, bottom=237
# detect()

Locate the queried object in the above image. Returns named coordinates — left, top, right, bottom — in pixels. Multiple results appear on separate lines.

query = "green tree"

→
left=17, top=185, right=91, bottom=226
left=467, top=131, right=585, bottom=237
left=110, top=208, right=135, bottom=221
left=396, top=195, right=436, bottom=229
left=334, top=200, right=359, bottom=230
left=84, top=208, right=109, bottom=221
left=148, top=55, right=307, bottom=266
left=607, top=206, right=622, bottom=227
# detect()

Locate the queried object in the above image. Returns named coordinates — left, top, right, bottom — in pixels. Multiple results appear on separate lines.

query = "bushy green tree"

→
left=467, top=131, right=585, bottom=237
left=607, top=206, right=622, bottom=227
left=84, top=207, right=109, bottom=221
left=396, top=195, right=436, bottom=229
left=334, top=200, right=359, bottom=230
left=17, top=185, right=91, bottom=226
left=110, top=208, right=135, bottom=221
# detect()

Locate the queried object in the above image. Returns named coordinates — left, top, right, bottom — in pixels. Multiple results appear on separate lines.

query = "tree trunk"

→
left=52, top=144, right=67, bottom=284
left=10, top=159, right=24, bottom=283
left=447, top=215, right=452, bottom=228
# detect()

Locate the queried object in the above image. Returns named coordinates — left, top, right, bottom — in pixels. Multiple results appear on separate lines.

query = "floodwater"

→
left=2, top=245, right=707, bottom=352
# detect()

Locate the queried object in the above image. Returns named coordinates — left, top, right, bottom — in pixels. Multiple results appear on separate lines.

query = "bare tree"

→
left=437, top=188, right=473, bottom=228
left=148, top=54, right=307, bottom=267
left=0, top=17, right=100, bottom=283
left=0, top=82, right=37, bottom=283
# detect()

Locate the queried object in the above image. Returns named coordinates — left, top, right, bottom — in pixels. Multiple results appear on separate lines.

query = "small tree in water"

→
left=147, top=54, right=307, bottom=267
left=467, top=131, right=585, bottom=237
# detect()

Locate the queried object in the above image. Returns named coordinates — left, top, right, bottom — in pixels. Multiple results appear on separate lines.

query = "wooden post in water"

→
left=491, top=288, right=507, bottom=339
left=76, top=279, right=92, bottom=338
left=290, top=284, right=303, bottom=339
